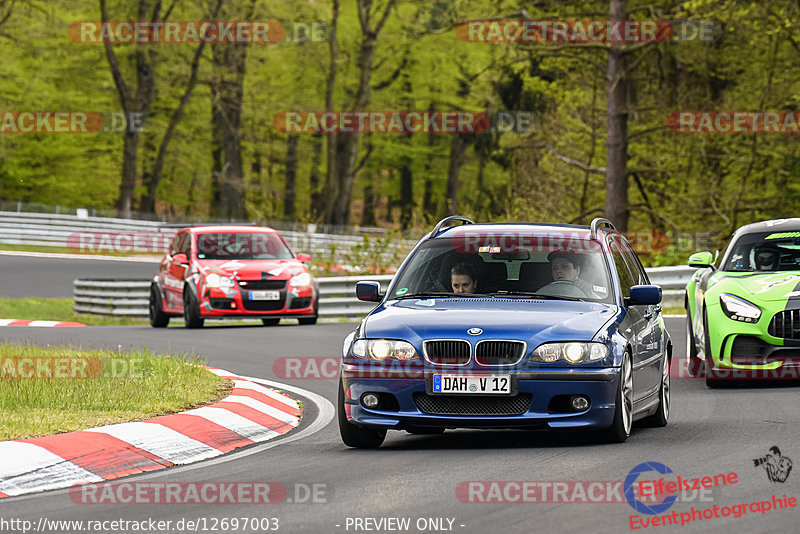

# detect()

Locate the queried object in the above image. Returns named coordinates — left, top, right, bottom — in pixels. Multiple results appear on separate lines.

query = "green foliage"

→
left=1, top=0, right=799, bottom=266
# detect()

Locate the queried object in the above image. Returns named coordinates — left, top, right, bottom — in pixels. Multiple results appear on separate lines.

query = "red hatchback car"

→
left=149, top=226, right=319, bottom=328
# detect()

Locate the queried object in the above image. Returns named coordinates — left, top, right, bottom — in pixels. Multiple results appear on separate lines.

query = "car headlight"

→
left=289, top=272, right=311, bottom=287
left=352, top=339, right=419, bottom=361
left=531, top=342, right=608, bottom=364
left=205, top=273, right=234, bottom=289
left=719, top=293, right=761, bottom=323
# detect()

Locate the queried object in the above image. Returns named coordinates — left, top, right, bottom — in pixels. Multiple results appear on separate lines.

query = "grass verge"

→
left=0, top=344, right=229, bottom=440
left=0, top=297, right=149, bottom=325
left=0, top=243, right=160, bottom=258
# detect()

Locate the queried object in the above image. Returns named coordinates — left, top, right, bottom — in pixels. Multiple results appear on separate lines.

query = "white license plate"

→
left=432, top=374, right=511, bottom=394
left=249, top=290, right=280, bottom=301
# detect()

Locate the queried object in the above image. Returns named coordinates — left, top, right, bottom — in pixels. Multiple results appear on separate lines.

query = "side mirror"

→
left=356, top=281, right=382, bottom=302
left=172, top=253, right=189, bottom=265
left=629, top=285, right=662, bottom=306
left=296, top=253, right=312, bottom=263
left=688, top=251, right=713, bottom=268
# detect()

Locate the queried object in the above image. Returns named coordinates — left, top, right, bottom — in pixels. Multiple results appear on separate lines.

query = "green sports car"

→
left=686, top=219, right=800, bottom=387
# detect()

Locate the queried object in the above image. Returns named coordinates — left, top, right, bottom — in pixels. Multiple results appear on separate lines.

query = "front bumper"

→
left=341, top=365, right=620, bottom=430
left=707, top=307, right=800, bottom=379
left=198, top=285, right=316, bottom=317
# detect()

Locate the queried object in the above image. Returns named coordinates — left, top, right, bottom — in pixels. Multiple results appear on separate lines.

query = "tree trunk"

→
left=446, top=135, right=467, bottom=215
left=140, top=1, right=221, bottom=213
left=362, top=183, right=376, bottom=226
left=100, top=0, right=157, bottom=219
left=323, top=0, right=340, bottom=223
left=210, top=41, right=248, bottom=220
left=400, top=164, right=413, bottom=229
left=325, top=0, right=396, bottom=226
left=605, top=0, right=630, bottom=231
left=309, top=133, right=323, bottom=220
left=284, top=134, right=298, bottom=220
left=118, top=129, right=139, bottom=218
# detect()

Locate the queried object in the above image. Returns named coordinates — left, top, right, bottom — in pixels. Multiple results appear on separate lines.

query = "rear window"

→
left=389, top=232, right=613, bottom=303
left=194, top=232, right=294, bottom=260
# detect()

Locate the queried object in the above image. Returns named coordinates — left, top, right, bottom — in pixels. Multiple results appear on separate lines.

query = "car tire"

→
left=703, top=308, right=726, bottom=388
left=261, top=318, right=280, bottom=326
left=149, top=286, right=169, bottom=328
left=602, top=351, right=633, bottom=443
left=337, top=379, right=386, bottom=449
left=183, top=290, right=204, bottom=329
left=685, top=310, right=703, bottom=378
left=641, top=356, right=670, bottom=427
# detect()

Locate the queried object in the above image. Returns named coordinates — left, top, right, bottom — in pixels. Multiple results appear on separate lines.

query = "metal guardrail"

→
left=73, top=268, right=691, bottom=319
left=0, top=211, right=417, bottom=266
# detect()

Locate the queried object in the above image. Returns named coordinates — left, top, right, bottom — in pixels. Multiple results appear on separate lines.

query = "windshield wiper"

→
left=486, top=290, right=583, bottom=301
left=392, top=292, right=459, bottom=300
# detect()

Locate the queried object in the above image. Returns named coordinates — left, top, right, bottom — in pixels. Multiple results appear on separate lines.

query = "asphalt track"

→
left=1, top=256, right=799, bottom=534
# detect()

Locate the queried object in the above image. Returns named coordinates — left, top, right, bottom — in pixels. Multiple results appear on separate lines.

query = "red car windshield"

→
left=194, top=232, right=294, bottom=260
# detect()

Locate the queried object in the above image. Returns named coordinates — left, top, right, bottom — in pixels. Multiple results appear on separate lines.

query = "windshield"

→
left=722, top=232, right=800, bottom=272
left=194, top=232, right=294, bottom=260
left=389, top=233, right=614, bottom=303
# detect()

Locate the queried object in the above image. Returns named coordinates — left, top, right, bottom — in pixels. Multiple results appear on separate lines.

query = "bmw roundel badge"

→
left=467, top=327, right=483, bottom=335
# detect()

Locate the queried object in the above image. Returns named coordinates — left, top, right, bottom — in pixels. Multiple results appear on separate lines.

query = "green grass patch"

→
left=662, top=306, right=686, bottom=315
left=0, top=297, right=149, bottom=325
left=0, top=243, right=160, bottom=257
left=0, top=344, right=229, bottom=440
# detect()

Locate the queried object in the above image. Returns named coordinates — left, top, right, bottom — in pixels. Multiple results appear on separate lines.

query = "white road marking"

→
left=1, top=377, right=334, bottom=503
left=0, top=442, right=103, bottom=496
left=183, top=407, right=281, bottom=442
left=85, top=422, right=219, bottom=465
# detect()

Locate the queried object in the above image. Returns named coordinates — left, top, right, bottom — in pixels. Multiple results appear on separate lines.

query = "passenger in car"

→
left=547, top=251, right=597, bottom=297
left=451, top=263, right=479, bottom=294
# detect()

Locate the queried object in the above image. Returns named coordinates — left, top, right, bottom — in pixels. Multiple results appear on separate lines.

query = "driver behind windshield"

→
left=451, top=263, right=479, bottom=294
left=547, top=251, right=597, bottom=296
left=754, top=246, right=778, bottom=271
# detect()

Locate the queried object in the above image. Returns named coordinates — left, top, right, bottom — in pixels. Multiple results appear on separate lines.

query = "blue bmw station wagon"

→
left=338, top=217, right=671, bottom=447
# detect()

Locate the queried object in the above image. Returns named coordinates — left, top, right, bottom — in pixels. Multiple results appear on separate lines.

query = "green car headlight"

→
left=531, top=342, right=608, bottom=364
left=352, top=339, right=419, bottom=361
left=719, top=293, right=761, bottom=323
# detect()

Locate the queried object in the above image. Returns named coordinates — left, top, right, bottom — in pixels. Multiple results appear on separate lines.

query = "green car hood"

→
left=710, top=271, right=800, bottom=302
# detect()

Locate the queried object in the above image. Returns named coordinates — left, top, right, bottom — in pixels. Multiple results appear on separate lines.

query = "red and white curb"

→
left=0, top=319, right=86, bottom=327
left=0, top=367, right=301, bottom=498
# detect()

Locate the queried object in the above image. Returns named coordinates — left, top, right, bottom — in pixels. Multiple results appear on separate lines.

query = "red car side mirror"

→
left=172, top=253, right=189, bottom=265
left=296, top=253, right=312, bottom=263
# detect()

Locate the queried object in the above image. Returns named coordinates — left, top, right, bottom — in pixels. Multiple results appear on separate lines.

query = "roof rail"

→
left=590, top=217, right=615, bottom=239
left=429, top=216, right=475, bottom=239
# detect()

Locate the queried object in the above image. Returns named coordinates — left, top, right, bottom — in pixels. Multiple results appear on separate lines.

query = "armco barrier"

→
left=72, top=269, right=690, bottom=319
left=72, top=275, right=396, bottom=318
left=0, top=211, right=416, bottom=266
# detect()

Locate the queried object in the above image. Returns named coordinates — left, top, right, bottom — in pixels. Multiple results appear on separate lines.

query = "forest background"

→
left=1, top=0, right=798, bottom=266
